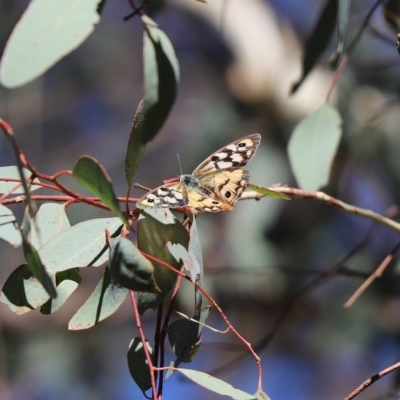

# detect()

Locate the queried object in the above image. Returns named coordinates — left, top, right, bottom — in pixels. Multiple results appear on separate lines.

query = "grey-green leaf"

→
left=175, top=368, right=257, bottom=400
left=69, top=267, right=129, bottom=330
left=125, top=15, right=179, bottom=190
left=0, top=0, right=102, bottom=88
left=0, top=204, right=22, bottom=247
left=247, top=184, right=290, bottom=200
left=73, top=156, right=127, bottom=224
left=127, top=338, right=153, bottom=393
left=288, top=103, right=342, bottom=191
left=0, top=166, right=41, bottom=194
left=109, top=237, right=159, bottom=293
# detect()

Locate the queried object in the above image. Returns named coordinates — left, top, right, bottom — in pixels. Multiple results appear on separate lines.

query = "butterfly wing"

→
left=136, top=183, right=188, bottom=209
left=186, top=189, right=230, bottom=213
left=192, top=133, right=261, bottom=176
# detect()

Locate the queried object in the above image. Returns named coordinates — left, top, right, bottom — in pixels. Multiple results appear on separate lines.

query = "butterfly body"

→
left=137, top=134, right=261, bottom=213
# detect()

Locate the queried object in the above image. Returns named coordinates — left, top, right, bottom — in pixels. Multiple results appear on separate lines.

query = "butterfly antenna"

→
left=176, top=153, right=183, bottom=175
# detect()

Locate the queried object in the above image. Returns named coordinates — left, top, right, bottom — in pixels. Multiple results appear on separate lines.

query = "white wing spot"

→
left=225, top=145, right=237, bottom=151
left=230, top=154, right=244, bottom=162
left=214, top=152, right=228, bottom=159
left=174, top=191, right=184, bottom=200
left=216, top=161, right=234, bottom=169
left=165, top=197, right=177, bottom=204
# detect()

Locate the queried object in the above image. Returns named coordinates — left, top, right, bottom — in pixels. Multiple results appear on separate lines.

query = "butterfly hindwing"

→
left=136, top=183, right=188, bottom=209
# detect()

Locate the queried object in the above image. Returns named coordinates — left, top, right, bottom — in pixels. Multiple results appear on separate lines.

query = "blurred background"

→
left=2, top=0, right=400, bottom=399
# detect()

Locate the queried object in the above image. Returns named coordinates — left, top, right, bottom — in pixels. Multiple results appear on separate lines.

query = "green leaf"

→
left=288, top=103, right=342, bottom=190
left=0, top=204, right=21, bottom=247
left=0, top=166, right=41, bottom=194
left=329, top=0, right=350, bottom=68
left=127, top=338, right=153, bottom=393
left=0, top=0, right=102, bottom=88
left=125, top=15, right=179, bottom=190
left=109, top=237, right=159, bottom=293
left=73, top=156, right=127, bottom=224
left=291, top=0, right=338, bottom=94
left=69, top=266, right=129, bottom=330
left=137, top=209, right=189, bottom=314
left=41, top=269, right=81, bottom=314
left=23, top=239, right=56, bottom=298
left=175, top=368, right=257, bottom=400
left=247, top=184, right=291, bottom=200
left=38, top=218, right=121, bottom=274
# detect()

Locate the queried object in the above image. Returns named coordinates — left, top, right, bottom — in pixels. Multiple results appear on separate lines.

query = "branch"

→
left=242, top=187, right=400, bottom=233
left=344, top=361, right=400, bottom=400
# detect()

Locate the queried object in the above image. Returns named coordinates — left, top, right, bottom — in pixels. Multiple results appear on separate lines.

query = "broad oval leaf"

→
left=39, top=217, right=122, bottom=274
left=30, top=203, right=71, bottom=249
left=0, top=0, right=101, bottom=88
left=69, top=267, right=129, bottom=330
left=0, top=204, right=22, bottom=247
left=73, top=156, right=127, bottom=224
left=288, top=103, right=342, bottom=191
left=0, top=166, right=41, bottom=194
left=109, top=237, right=159, bottom=293
left=125, top=15, right=180, bottom=189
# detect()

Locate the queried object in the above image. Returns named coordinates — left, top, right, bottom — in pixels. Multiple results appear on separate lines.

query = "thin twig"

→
left=344, top=362, right=400, bottom=400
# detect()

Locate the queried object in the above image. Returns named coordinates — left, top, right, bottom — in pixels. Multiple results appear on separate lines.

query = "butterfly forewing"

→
left=192, top=133, right=261, bottom=176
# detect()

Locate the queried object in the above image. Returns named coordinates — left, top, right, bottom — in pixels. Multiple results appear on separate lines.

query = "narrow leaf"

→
left=125, top=15, right=179, bottom=190
left=0, top=0, right=102, bottom=88
left=288, top=103, right=342, bottom=190
left=247, top=184, right=290, bottom=200
left=291, top=0, right=338, bottom=94
left=73, top=156, right=127, bottom=224
left=329, top=0, right=350, bottom=68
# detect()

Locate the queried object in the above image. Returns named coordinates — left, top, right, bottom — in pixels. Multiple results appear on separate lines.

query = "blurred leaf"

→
left=127, top=338, right=153, bottom=393
left=0, top=166, right=41, bottom=194
left=384, top=0, right=400, bottom=32
left=41, top=269, right=81, bottom=314
left=109, top=237, right=159, bottom=293
left=329, top=0, right=350, bottom=68
left=291, top=0, right=338, bottom=94
left=137, top=209, right=189, bottom=315
left=288, top=103, right=342, bottom=190
left=0, top=0, right=102, bottom=88
left=73, top=156, right=127, bottom=224
left=125, top=15, right=179, bottom=190
left=247, top=184, right=291, bottom=200
left=22, top=239, right=56, bottom=298
left=30, top=203, right=70, bottom=249
left=38, top=217, right=121, bottom=273
left=69, top=266, right=129, bottom=330
left=175, top=368, right=257, bottom=400
left=0, top=204, right=21, bottom=247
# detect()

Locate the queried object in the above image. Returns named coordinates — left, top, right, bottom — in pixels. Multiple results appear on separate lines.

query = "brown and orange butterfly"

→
left=136, top=134, right=261, bottom=213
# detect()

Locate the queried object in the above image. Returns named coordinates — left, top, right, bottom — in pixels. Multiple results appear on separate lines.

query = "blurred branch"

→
left=344, top=361, right=400, bottom=400
left=242, top=187, right=400, bottom=233
left=343, top=240, right=400, bottom=309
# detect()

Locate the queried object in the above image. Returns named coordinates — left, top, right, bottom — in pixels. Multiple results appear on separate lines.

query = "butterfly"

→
left=136, top=134, right=261, bottom=213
